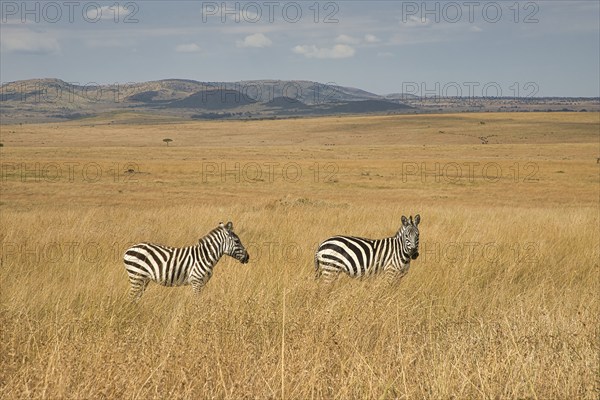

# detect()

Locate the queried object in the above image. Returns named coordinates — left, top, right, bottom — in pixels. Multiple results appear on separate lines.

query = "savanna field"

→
left=0, top=112, right=598, bottom=399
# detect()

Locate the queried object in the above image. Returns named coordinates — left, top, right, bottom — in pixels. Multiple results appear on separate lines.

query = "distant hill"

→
left=1, top=78, right=597, bottom=124
left=165, top=89, right=257, bottom=110
left=264, top=96, right=309, bottom=109
left=0, top=78, right=414, bottom=123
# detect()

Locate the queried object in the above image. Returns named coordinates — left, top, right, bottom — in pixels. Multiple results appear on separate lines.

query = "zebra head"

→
left=219, top=221, right=250, bottom=264
left=399, top=214, right=420, bottom=260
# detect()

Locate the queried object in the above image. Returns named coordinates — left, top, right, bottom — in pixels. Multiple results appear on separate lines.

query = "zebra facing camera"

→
left=315, top=214, right=421, bottom=282
left=402, top=214, right=421, bottom=227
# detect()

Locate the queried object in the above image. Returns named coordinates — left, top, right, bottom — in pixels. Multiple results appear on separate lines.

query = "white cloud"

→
left=335, top=34, right=361, bottom=45
left=402, top=15, right=433, bottom=27
left=0, top=28, right=60, bottom=55
left=365, top=34, right=380, bottom=43
left=470, top=26, right=483, bottom=32
left=175, top=43, right=201, bottom=53
left=292, top=44, right=355, bottom=59
left=236, top=33, right=272, bottom=48
left=335, top=33, right=380, bottom=46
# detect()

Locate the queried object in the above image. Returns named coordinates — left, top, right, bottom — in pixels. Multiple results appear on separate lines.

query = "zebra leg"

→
left=314, top=253, right=335, bottom=280
left=318, top=262, right=342, bottom=284
left=129, top=277, right=150, bottom=302
left=314, top=253, right=321, bottom=280
left=322, top=270, right=341, bottom=284
left=189, top=266, right=211, bottom=298
left=191, top=281, right=204, bottom=295
left=385, top=266, right=408, bottom=285
left=190, top=276, right=209, bottom=296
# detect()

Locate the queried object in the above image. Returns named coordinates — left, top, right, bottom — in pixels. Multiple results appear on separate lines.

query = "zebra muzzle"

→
left=241, top=253, right=250, bottom=264
left=411, top=252, right=419, bottom=260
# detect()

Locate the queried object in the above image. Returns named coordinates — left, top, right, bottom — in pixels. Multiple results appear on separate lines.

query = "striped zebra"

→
left=315, top=215, right=420, bottom=283
left=123, top=221, right=249, bottom=301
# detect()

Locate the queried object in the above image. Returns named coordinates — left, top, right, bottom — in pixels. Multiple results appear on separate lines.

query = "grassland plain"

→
left=0, top=112, right=598, bottom=399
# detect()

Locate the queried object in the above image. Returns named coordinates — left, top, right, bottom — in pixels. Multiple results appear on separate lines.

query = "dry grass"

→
left=1, top=112, right=599, bottom=399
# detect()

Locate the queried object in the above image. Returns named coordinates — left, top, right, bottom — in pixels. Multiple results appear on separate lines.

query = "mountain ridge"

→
left=1, top=78, right=597, bottom=124
left=0, top=78, right=413, bottom=123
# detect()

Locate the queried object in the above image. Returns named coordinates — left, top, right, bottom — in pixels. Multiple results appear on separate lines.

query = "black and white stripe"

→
left=123, top=221, right=249, bottom=301
left=315, top=215, right=420, bottom=283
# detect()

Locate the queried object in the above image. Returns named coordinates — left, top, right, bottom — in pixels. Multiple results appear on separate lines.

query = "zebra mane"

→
left=199, top=225, right=225, bottom=244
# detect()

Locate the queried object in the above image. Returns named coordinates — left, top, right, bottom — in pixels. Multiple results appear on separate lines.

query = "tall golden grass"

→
left=1, top=112, right=598, bottom=399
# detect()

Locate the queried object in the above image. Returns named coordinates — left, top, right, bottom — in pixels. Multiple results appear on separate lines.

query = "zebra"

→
left=123, top=221, right=249, bottom=301
left=314, top=215, right=420, bottom=283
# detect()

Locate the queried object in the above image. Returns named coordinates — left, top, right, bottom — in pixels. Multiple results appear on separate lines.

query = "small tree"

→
left=163, top=138, right=173, bottom=147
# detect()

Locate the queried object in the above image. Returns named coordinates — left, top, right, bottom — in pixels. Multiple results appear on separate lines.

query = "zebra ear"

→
left=401, top=216, right=408, bottom=226
left=414, top=214, right=421, bottom=226
left=219, top=222, right=225, bottom=228
left=225, top=221, right=233, bottom=231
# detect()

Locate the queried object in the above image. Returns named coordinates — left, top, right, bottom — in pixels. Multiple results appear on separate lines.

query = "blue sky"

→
left=1, top=1, right=599, bottom=97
